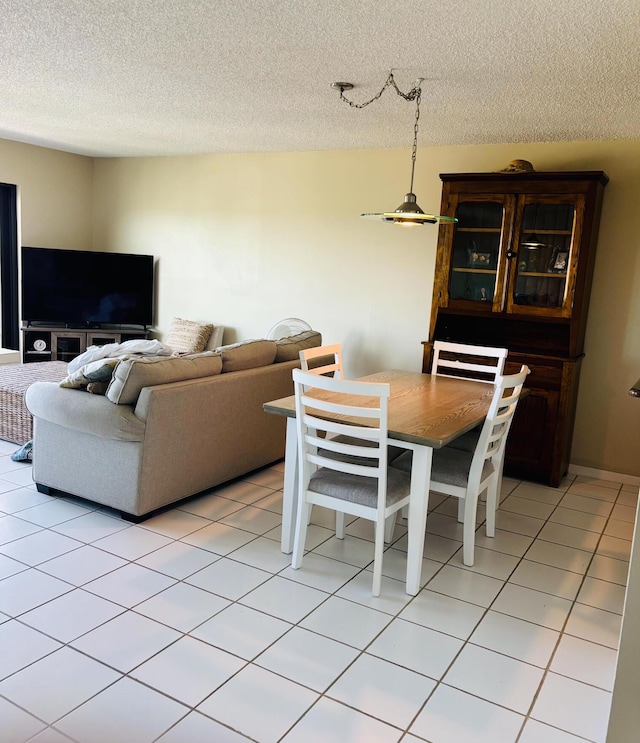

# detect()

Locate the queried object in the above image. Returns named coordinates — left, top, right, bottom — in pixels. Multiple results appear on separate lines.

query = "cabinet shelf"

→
left=456, top=227, right=502, bottom=233
left=453, top=268, right=496, bottom=275
left=21, top=325, right=150, bottom=364
left=518, top=271, right=567, bottom=278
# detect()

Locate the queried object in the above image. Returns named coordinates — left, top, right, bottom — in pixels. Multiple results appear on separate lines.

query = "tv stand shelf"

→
left=21, top=325, right=150, bottom=364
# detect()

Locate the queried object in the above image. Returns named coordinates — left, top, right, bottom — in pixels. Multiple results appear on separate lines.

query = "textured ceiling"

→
left=1, top=0, right=639, bottom=158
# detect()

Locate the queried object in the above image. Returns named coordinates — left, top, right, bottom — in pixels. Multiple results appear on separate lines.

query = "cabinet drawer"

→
left=505, top=358, right=563, bottom=390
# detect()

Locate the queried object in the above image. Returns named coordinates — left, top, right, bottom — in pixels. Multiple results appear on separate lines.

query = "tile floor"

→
left=0, top=437, right=635, bottom=743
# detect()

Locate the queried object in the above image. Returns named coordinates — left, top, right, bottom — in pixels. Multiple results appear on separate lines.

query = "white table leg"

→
left=280, top=416, right=298, bottom=554
left=406, top=444, right=432, bottom=595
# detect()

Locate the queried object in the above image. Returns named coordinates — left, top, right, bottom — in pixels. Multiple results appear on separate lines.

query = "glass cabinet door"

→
left=508, top=196, right=581, bottom=317
left=446, top=196, right=511, bottom=310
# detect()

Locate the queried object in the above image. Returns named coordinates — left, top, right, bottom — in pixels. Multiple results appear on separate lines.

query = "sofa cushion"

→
left=218, top=339, right=277, bottom=373
left=107, top=351, right=223, bottom=405
left=166, top=317, right=214, bottom=354
left=274, top=330, right=322, bottom=362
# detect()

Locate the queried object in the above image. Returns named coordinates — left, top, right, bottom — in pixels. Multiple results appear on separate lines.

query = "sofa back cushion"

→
left=218, top=339, right=277, bottom=373
left=274, top=330, right=322, bottom=362
left=107, top=351, right=223, bottom=405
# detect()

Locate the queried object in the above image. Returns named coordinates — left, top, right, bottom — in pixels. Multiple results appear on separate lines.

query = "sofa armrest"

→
left=25, top=382, right=146, bottom=442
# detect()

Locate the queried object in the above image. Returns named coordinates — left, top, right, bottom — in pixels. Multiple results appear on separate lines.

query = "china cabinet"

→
left=422, top=170, right=608, bottom=486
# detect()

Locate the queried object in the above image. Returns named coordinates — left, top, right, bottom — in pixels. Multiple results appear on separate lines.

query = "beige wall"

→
left=92, top=139, right=640, bottom=478
left=0, top=139, right=93, bottom=248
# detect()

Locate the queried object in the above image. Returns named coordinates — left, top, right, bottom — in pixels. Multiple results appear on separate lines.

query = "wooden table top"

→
left=263, top=369, right=495, bottom=449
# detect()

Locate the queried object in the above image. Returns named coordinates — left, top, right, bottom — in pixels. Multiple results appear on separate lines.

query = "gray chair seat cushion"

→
left=447, top=429, right=481, bottom=453
left=392, top=447, right=494, bottom=489
left=309, top=465, right=411, bottom=507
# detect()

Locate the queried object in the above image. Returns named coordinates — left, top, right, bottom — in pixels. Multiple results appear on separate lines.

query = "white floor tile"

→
left=0, top=646, right=120, bottom=723
left=426, top=564, right=504, bottom=607
left=219, top=504, right=282, bottom=535
left=0, top=696, right=46, bottom=742
left=186, top=557, right=271, bottom=600
left=131, top=635, right=245, bottom=706
left=215, top=479, right=278, bottom=504
left=92, top=524, right=173, bottom=560
left=300, top=595, right=392, bottom=649
left=50, top=510, right=131, bottom=542
left=27, top=726, right=77, bottom=742
left=537, top=522, right=600, bottom=551
left=227, top=535, right=293, bottom=573
left=587, top=554, right=630, bottom=586
left=493, top=510, right=545, bottom=537
left=241, top=575, right=329, bottom=624
left=564, top=602, right=623, bottom=649
left=567, top=481, right=618, bottom=502
left=394, top=530, right=462, bottom=563
left=0, top=551, right=27, bottom=579
left=137, top=508, right=212, bottom=539
left=524, top=540, right=592, bottom=574
left=335, top=571, right=413, bottom=615
left=0, top=514, right=43, bottom=544
left=191, top=602, right=291, bottom=660
left=531, top=671, right=612, bottom=742
left=508, top=560, right=583, bottom=600
left=253, top=489, right=283, bottom=514
left=558, top=492, right=614, bottom=517
left=0, top=620, right=61, bottom=681
left=549, top=507, right=607, bottom=533
left=311, top=533, right=375, bottom=568
left=0, top=487, right=54, bottom=514
left=603, top=519, right=634, bottom=541
left=37, top=544, right=128, bottom=585
left=0, top=529, right=83, bottom=566
left=156, top=711, right=253, bottom=742
left=500, top=495, right=555, bottom=520
left=70, top=610, right=181, bottom=672
left=197, top=664, right=317, bottom=743
left=367, top=548, right=442, bottom=587
left=448, top=545, right=519, bottom=580
left=256, top=626, right=359, bottom=692
left=279, top=551, right=362, bottom=593
left=616, top=489, right=638, bottom=507
left=368, top=617, right=463, bottom=679
left=551, top=633, right=617, bottom=691
left=242, top=467, right=284, bottom=490
left=180, top=521, right=257, bottom=554
left=597, top=534, right=632, bottom=561
left=511, top=482, right=565, bottom=504
left=491, top=583, right=573, bottom=631
left=134, top=581, right=230, bottom=631
left=13, top=498, right=92, bottom=527
left=327, top=652, right=436, bottom=728
left=55, top=676, right=188, bottom=743
left=410, top=684, right=524, bottom=743
left=177, top=491, right=246, bottom=520
left=519, top=719, right=589, bottom=743
left=0, top=568, right=73, bottom=616
left=470, top=610, right=559, bottom=667
left=282, top=696, right=401, bottom=743
left=577, top=576, right=626, bottom=614
left=20, top=587, right=124, bottom=642
left=83, top=562, right=176, bottom=608
left=444, top=643, right=544, bottom=713
left=426, top=512, right=465, bottom=541
left=135, top=540, right=220, bottom=579
left=399, top=589, right=485, bottom=640
left=0, top=467, right=37, bottom=487
left=473, top=528, right=534, bottom=558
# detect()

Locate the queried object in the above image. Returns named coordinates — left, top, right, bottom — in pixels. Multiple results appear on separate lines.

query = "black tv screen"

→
left=21, top=247, right=154, bottom=327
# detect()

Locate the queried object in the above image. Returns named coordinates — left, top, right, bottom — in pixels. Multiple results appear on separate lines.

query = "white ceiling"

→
left=1, top=0, right=639, bottom=158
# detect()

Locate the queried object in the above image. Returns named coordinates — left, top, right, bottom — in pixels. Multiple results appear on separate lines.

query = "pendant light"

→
left=332, top=72, right=457, bottom=226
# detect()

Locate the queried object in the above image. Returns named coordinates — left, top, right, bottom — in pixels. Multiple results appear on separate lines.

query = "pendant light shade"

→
left=333, top=72, right=457, bottom=226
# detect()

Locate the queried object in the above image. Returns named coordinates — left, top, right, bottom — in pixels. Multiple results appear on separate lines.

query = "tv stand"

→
left=21, top=325, right=150, bottom=364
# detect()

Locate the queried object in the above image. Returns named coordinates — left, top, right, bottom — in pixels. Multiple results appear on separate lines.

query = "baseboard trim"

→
left=568, top=463, right=640, bottom=488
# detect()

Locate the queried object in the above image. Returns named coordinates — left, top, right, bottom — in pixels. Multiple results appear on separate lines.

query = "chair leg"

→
left=372, top=517, right=386, bottom=597
left=384, top=512, right=396, bottom=544
left=457, top=497, right=464, bottom=523
left=336, top=511, right=346, bottom=539
left=485, top=478, right=498, bottom=537
left=462, top=490, right=479, bottom=567
left=401, top=504, right=409, bottom=520
left=292, top=500, right=311, bottom=569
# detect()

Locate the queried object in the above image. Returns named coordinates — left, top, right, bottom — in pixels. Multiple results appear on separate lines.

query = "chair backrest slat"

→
left=432, top=341, right=508, bottom=384
left=299, top=343, right=344, bottom=379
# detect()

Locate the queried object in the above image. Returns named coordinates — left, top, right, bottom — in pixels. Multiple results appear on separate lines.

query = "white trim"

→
left=568, top=463, right=640, bottom=487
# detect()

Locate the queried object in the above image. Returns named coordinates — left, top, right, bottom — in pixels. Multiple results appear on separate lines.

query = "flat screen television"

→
left=21, top=247, right=154, bottom=328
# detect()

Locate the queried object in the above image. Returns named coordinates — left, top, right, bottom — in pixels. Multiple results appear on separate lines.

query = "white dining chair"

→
left=291, top=368, right=411, bottom=596
left=391, top=365, right=529, bottom=566
left=299, top=343, right=343, bottom=378
left=431, top=340, right=508, bottom=384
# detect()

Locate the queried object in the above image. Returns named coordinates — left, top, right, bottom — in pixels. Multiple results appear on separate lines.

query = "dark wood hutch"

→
left=422, top=170, right=608, bottom=486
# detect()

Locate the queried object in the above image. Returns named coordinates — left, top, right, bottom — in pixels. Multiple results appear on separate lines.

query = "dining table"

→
left=263, top=369, right=496, bottom=595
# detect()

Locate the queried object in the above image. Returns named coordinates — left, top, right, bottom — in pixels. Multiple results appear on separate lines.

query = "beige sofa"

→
left=25, top=332, right=321, bottom=520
